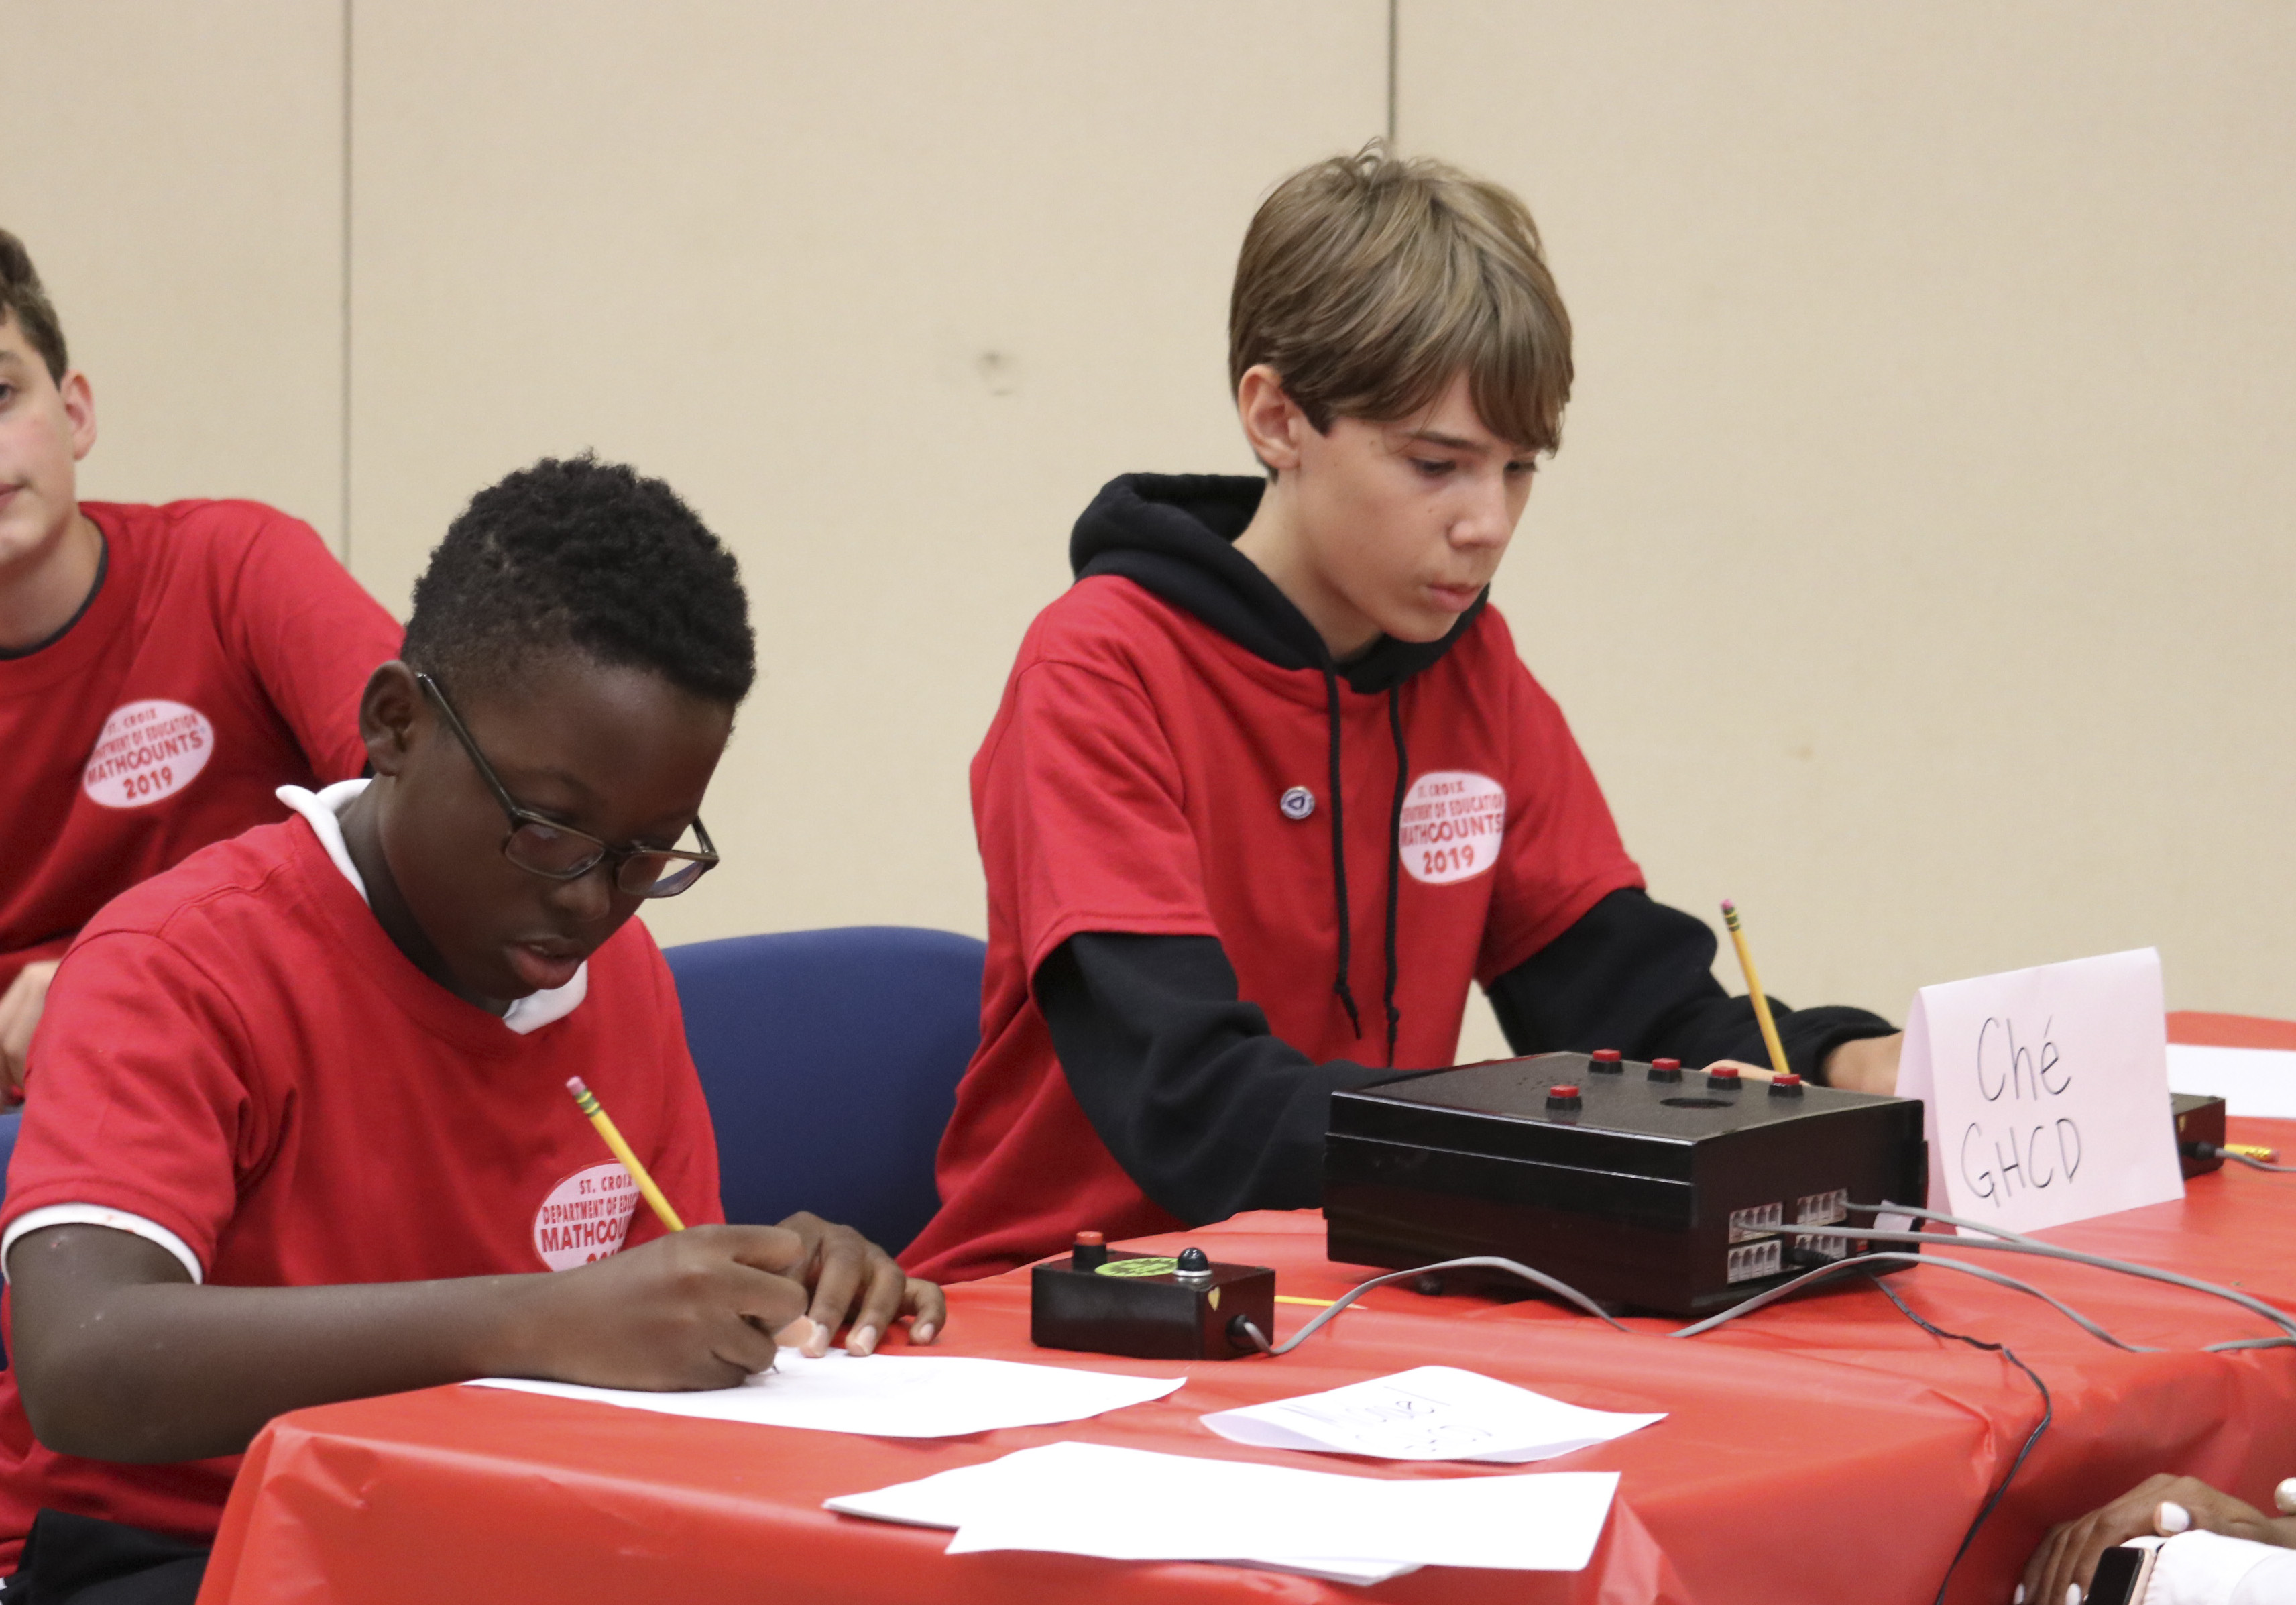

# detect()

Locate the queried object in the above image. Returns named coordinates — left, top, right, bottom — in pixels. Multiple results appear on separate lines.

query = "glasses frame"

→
left=415, top=671, right=720, bottom=899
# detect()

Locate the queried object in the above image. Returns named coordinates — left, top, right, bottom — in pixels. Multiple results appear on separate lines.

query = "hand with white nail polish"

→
left=2020, top=1474, right=2296, bottom=1605
left=771, top=1211, right=948, bottom=1355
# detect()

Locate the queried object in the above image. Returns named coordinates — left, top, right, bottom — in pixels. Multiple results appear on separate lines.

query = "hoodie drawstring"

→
left=1322, top=666, right=1411, bottom=1068
left=1322, top=662, right=1362, bottom=1038
left=1383, top=688, right=1409, bottom=1067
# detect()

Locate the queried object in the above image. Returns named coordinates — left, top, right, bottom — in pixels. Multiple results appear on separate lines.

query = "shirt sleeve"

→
left=1475, top=651, right=1648, bottom=983
left=1, top=929, right=262, bottom=1275
left=2148, top=1530, right=2296, bottom=1604
left=1485, top=887, right=1897, bottom=1083
left=217, top=505, right=403, bottom=782
left=1039, top=932, right=1393, bottom=1223
left=982, top=659, right=1223, bottom=975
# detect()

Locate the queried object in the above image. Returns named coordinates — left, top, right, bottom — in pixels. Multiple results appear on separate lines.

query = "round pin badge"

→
left=1279, top=786, right=1316, bottom=821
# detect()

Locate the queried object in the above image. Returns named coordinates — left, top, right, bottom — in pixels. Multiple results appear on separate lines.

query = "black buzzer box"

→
left=1324, top=1052, right=1929, bottom=1316
left=1031, top=1248, right=1277, bottom=1360
left=2173, top=1091, right=2227, bottom=1176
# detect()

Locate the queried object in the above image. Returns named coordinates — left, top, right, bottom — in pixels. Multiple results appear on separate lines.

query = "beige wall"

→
left=7, top=3, right=2292, bottom=1056
left=0, top=1, right=346, bottom=546
left=343, top=0, right=1388, bottom=956
left=1411, top=1, right=2296, bottom=1054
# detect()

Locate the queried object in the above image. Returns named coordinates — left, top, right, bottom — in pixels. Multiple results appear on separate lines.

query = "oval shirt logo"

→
left=1399, top=770, right=1507, bottom=885
left=81, top=699, right=216, bottom=809
left=532, top=1162, right=639, bottom=1270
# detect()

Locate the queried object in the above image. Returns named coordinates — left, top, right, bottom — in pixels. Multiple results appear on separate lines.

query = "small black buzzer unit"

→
left=2173, top=1091, right=2228, bottom=1176
left=1032, top=1238, right=1277, bottom=1360
left=1324, top=1050, right=1929, bottom=1316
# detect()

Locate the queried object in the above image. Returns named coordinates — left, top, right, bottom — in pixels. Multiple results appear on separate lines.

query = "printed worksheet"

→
left=1200, top=1366, right=1664, bottom=1463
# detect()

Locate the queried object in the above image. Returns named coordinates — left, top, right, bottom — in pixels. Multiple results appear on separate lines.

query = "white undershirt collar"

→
left=277, top=779, right=589, bottom=1034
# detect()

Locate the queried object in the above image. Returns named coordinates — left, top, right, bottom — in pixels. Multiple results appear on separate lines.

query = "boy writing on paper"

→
left=0, top=230, right=405, bottom=1091
left=903, top=146, right=1904, bottom=1285
left=0, top=457, right=945, bottom=1603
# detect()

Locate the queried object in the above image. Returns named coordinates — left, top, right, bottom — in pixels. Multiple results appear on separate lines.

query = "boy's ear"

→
left=359, top=661, right=424, bottom=777
left=1236, top=364, right=1308, bottom=476
left=60, top=370, right=96, bottom=461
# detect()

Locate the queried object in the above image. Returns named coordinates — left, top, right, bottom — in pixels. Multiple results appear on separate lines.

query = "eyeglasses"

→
left=416, top=672, right=720, bottom=899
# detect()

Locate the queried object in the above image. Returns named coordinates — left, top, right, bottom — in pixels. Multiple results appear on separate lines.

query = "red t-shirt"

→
left=901, top=577, right=1642, bottom=1283
left=0, top=500, right=400, bottom=991
left=0, top=813, right=722, bottom=1561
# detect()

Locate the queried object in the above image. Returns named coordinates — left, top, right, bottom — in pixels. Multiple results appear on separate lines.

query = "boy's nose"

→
left=1450, top=476, right=1515, bottom=546
left=543, top=861, right=616, bottom=924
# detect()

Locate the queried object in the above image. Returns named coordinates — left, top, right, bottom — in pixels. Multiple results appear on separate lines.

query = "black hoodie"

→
left=1040, top=474, right=1896, bottom=1228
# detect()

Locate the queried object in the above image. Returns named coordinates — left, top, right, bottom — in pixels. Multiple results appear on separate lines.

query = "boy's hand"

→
left=775, top=1211, right=947, bottom=1355
left=517, top=1223, right=813, bottom=1390
left=0, top=960, right=59, bottom=1102
left=2020, top=1474, right=2296, bottom=1604
left=1821, top=1032, right=1902, bottom=1094
left=1703, top=1033, right=1903, bottom=1095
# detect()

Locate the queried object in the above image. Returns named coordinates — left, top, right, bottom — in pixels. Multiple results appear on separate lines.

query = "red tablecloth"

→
left=199, top=1116, right=2296, bottom=1605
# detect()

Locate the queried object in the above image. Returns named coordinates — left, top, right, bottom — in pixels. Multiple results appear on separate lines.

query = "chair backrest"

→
left=662, top=926, right=986, bottom=1257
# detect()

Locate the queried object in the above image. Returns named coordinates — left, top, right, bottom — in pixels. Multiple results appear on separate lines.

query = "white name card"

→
left=1896, top=948, right=2183, bottom=1232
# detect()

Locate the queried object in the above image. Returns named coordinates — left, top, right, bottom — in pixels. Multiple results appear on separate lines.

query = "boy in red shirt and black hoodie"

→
left=0, top=230, right=403, bottom=1091
left=903, top=146, right=1905, bottom=1286
left=0, top=457, right=945, bottom=1604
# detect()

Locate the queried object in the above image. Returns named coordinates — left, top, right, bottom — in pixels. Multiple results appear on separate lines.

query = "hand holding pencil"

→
left=561, top=1076, right=947, bottom=1360
left=1713, top=901, right=1904, bottom=1095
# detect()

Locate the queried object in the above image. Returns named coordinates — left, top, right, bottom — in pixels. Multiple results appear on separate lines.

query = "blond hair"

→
left=1230, top=144, right=1571, bottom=456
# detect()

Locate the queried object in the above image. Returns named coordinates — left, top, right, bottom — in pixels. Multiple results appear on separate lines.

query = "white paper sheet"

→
left=2167, top=1044, right=2296, bottom=1120
left=1896, top=949, right=2185, bottom=1232
left=825, top=1451, right=1416, bottom=1585
left=828, top=1440, right=1617, bottom=1576
left=467, top=1350, right=1184, bottom=1439
left=1199, top=1365, right=1664, bottom=1463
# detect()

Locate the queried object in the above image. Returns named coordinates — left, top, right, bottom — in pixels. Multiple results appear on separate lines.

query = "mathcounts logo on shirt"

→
left=81, top=698, right=216, bottom=809
left=533, top=1162, right=639, bottom=1270
left=1399, top=770, right=1507, bottom=885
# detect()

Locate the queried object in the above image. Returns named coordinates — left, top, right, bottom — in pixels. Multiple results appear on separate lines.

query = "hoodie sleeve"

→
left=1039, top=932, right=1393, bottom=1223
left=1484, top=888, right=1896, bottom=1083
left=1045, top=893, right=1898, bottom=1225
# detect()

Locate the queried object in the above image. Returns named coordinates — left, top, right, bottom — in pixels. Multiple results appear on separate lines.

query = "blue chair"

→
left=662, top=927, right=986, bottom=1257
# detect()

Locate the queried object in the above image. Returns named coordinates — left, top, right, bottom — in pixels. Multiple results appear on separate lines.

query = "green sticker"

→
left=1095, top=1256, right=1180, bottom=1278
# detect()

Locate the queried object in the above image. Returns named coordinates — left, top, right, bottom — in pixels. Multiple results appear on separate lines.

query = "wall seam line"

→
left=339, top=0, right=354, bottom=567
left=1386, top=0, right=1399, bottom=146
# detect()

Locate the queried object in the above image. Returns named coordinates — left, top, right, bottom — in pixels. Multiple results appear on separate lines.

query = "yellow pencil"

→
left=1719, top=901, right=1792, bottom=1081
left=567, top=1076, right=686, bottom=1234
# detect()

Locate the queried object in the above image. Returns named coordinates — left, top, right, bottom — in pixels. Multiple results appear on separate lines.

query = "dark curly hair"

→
left=402, top=455, right=755, bottom=705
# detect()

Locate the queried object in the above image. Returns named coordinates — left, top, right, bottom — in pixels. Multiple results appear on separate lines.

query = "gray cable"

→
left=1861, top=1202, right=2296, bottom=1339
left=1804, top=1203, right=2296, bottom=1341
left=2214, top=1147, right=2296, bottom=1174
left=1666, top=1252, right=2161, bottom=1351
left=1254, top=1255, right=1631, bottom=1355
left=1250, top=1203, right=2294, bottom=1358
left=1249, top=1251, right=2158, bottom=1355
